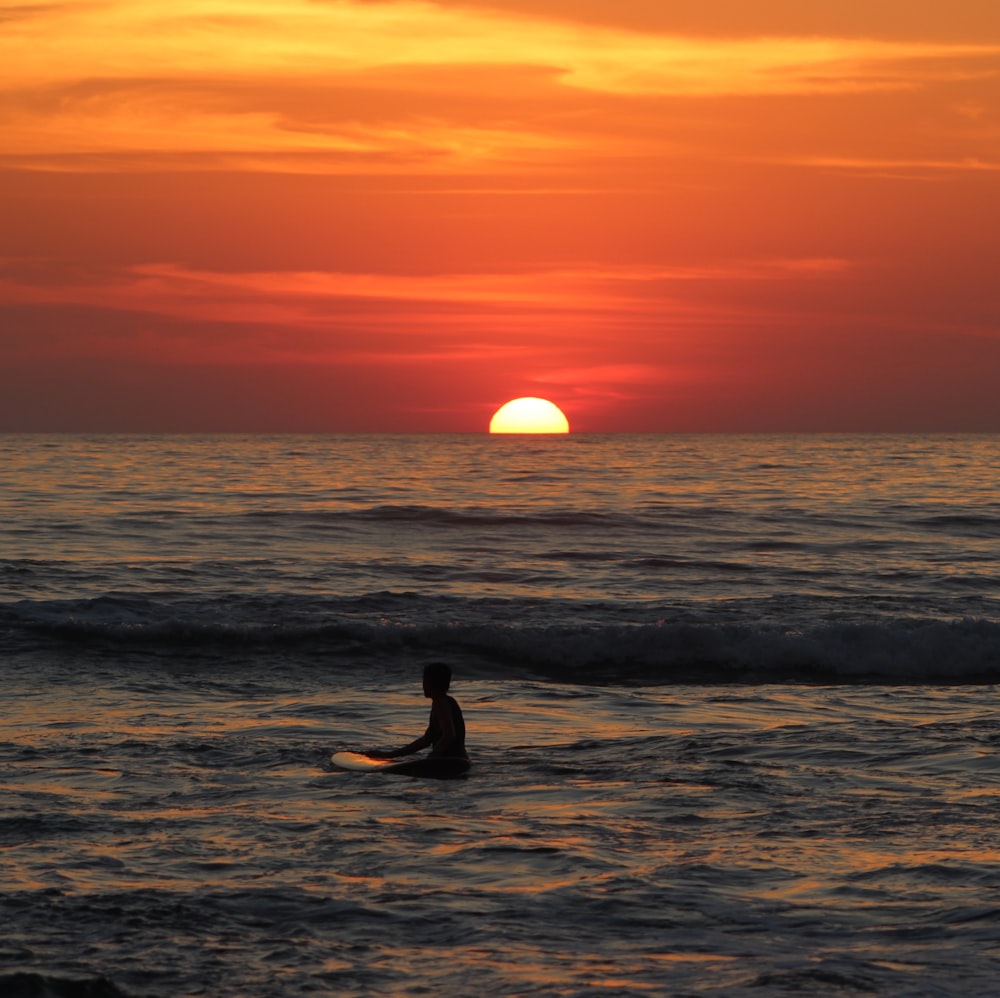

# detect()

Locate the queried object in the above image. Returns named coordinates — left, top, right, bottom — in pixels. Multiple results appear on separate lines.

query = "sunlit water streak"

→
left=2, top=434, right=999, bottom=996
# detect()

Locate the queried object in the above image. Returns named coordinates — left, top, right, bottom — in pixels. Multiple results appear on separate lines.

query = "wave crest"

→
left=4, top=595, right=998, bottom=685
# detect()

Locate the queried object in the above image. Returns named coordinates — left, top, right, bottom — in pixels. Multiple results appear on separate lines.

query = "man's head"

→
left=422, top=662, right=452, bottom=696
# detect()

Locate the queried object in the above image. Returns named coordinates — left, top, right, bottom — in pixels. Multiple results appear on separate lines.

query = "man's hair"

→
left=423, top=662, right=452, bottom=692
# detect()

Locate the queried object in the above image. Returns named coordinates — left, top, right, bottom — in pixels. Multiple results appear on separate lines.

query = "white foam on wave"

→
left=4, top=594, right=999, bottom=684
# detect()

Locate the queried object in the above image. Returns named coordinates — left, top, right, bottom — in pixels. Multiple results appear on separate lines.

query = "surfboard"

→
left=332, top=751, right=401, bottom=772
left=331, top=751, right=470, bottom=779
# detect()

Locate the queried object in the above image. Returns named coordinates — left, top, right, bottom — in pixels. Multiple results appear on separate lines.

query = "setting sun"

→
left=489, top=397, right=570, bottom=434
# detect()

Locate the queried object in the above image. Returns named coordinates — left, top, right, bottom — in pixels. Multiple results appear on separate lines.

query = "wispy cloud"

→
left=787, top=155, right=1000, bottom=177
left=0, top=255, right=858, bottom=372
left=0, top=257, right=854, bottom=316
left=3, top=0, right=998, bottom=172
left=6, top=1, right=995, bottom=93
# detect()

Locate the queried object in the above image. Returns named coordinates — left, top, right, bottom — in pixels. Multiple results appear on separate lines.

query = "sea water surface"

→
left=2, top=433, right=999, bottom=996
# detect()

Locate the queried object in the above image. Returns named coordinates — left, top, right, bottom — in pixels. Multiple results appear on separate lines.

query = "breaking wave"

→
left=4, top=594, right=998, bottom=685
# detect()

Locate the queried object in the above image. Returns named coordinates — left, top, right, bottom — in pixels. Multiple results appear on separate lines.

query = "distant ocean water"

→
left=2, top=433, right=1000, bottom=996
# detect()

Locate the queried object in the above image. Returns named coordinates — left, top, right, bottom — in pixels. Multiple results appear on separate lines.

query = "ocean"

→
left=2, top=432, right=999, bottom=996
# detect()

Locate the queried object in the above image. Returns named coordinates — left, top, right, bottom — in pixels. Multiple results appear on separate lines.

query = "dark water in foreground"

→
left=2, top=434, right=999, bottom=995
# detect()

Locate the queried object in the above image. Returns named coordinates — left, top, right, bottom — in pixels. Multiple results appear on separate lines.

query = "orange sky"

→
left=2, top=0, right=998, bottom=432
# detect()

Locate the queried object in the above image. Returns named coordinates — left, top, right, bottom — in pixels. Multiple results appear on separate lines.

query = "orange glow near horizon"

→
left=1, top=0, right=999, bottom=432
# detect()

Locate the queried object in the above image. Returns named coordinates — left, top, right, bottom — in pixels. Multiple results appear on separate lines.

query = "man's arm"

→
left=372, top=727, right=433, bottom=758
